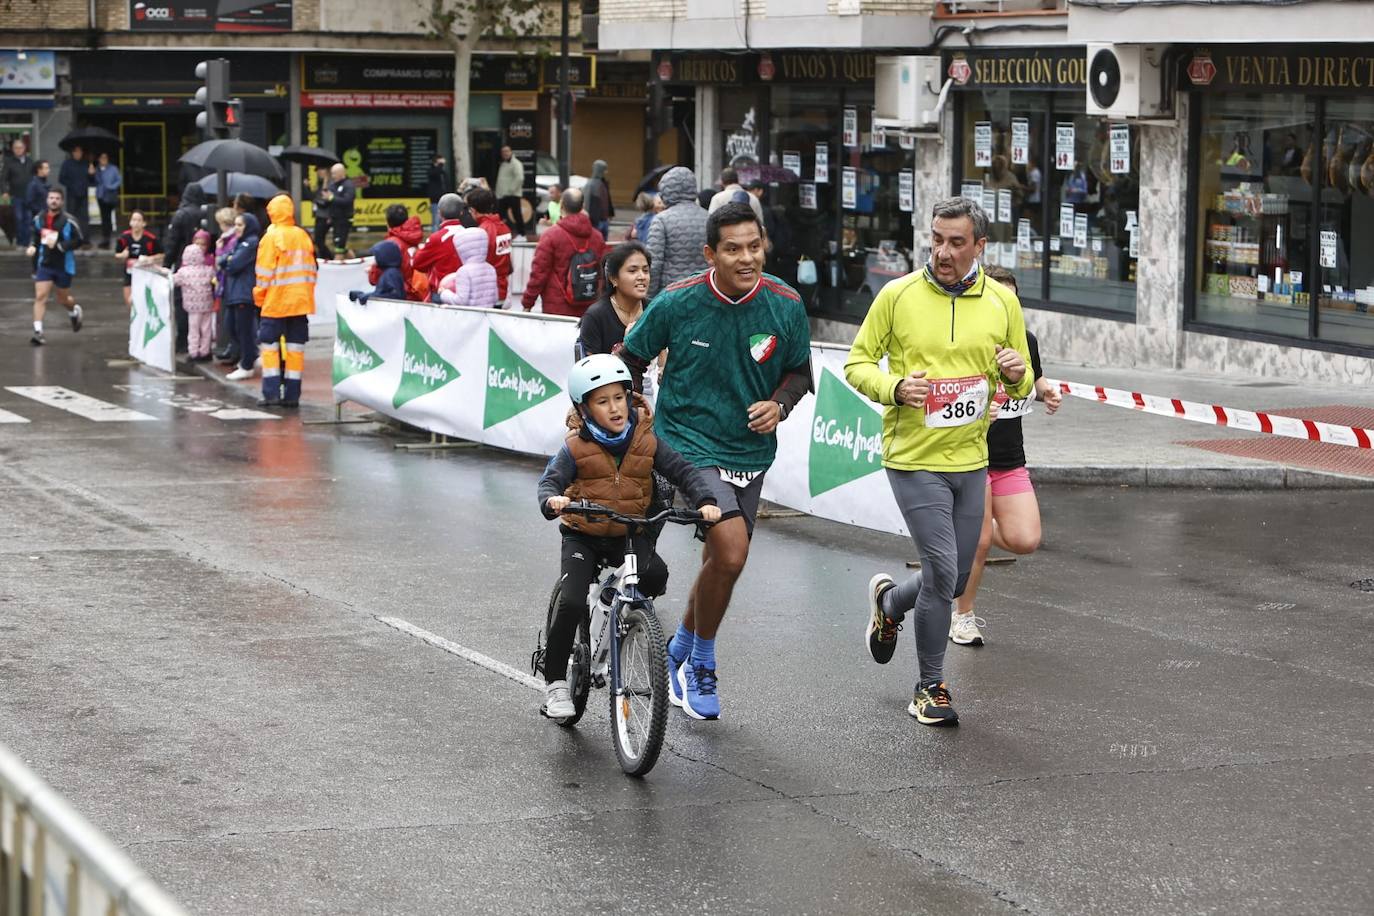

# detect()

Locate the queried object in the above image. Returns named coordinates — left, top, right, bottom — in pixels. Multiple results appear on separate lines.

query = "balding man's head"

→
left=330, top=163, right=346, bottom=181
left=561, top=187, right=584, bottom=214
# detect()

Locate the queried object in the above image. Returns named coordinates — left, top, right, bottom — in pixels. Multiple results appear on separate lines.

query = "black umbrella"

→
left=197, top=171, right=282, bottom=199
left=278, top=145, right=339, bottom=168
left=180, top=139, right=284, bottom=184
left=59, top=126, right=121, bottom=154
left=633, top=164, right=676, bottom=198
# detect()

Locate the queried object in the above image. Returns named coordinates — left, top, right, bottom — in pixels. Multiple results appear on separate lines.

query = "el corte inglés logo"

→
left=392, top=318, right=459, bottom=409
left=483, top=328, right=560, bottom=428
left=808, top=367, right=883, bottom=497
left=333, top=312, right=383, bottom=385
left=142, top=287, right=166, bottom=347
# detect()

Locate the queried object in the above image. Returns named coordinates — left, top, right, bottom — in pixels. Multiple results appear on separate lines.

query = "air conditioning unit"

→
left=1086, top=43, right=1167, bottom=119
left=874, top=55, right=944, bottom=132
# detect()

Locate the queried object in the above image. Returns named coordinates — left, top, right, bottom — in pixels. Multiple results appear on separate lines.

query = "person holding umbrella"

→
left=94, top=152, right=122, bottom=249
left=58, top=145, right=93, bottom=245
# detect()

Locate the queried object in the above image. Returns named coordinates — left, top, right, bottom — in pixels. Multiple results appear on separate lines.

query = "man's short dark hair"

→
left=706, top=201, right=761, bottom=249
left=33, top=160, right=47, bottom=175
left=47, top=186, right=64, bottom=200
left=466, top=187, right=497, bottom=215
left=720, top=167, right=739, bottom=186
left=385, top=203, right=409, bottom=228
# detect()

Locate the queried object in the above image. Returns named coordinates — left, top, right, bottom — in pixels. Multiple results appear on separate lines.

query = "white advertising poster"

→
left=783, top=150, right=803, bottom=178
left=843, top=108, right=859, bottom=148
left=1074, top=214, right=1089, bottom=249
left=800, top=182, right=818, bottom=210
left=1129, top=226, right=1140, bottom=258
left=997, top=189, right=1012, bottom=224
left=129, top=266, right=176, bottom=373
left=1060, top=203, right=1075, bottom=239
left=960, top=180, right=983, bottom=202
left=815, top=143, right=830, bottom=182
left=1011, top=118, right=1030, bottom=166
left=1320, top=230, right=1338, bottom=269
left=898, top=131, right=915, bottom=150
left=841, top=167, right=858, bottom=210
left=974, top=121, right=993, bottom=168
left=1055, top=122, right=1076, bottom=170
left=1109, top=123, right=1131, bottom=174
left=1017, top=218, right=1032, bottom=252
left=982, top=187, right=997, bottom=218
left=871, top=112, right=886, bottom=148
left=334, top=299, right=914, bottom=537
left=311, top=259, right=373, bottom=335
left=898, top=170, right=915, bottom=212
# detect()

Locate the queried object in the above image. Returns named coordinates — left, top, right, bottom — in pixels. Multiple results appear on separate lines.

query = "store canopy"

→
left=59, top=126, right=121, bottom=154
left=1067, top=0, right=1374, bottom=44
left=278, top=145, right=339, bottom=168
left=196, top=171, right=282, bottom=200
left=179, top=139, right=284, bottom=184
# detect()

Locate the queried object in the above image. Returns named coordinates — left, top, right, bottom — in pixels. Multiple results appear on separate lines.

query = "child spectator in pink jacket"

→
left=174, top=229, right=217, bottom=360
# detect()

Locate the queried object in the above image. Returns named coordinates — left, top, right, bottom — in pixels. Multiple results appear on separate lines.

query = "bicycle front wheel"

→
left=610, top=604, right=669, bottom=777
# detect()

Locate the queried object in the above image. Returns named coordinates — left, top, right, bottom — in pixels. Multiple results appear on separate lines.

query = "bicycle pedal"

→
left=592, top=674, right=607, bottom=689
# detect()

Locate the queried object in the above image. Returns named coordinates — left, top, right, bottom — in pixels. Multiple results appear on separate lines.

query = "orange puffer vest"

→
left=563, top=397, right=656, bottom=538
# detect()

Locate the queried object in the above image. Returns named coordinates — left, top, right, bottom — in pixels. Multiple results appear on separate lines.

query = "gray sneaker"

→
left=543, top=680, right=576, bottom=719
left=864, top=573, right=899, bottom=664
left=68, top=304, right=82, bottom=333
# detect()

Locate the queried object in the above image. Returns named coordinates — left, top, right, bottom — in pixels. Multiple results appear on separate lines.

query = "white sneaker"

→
left=949, top=610, right=986, bottom=646
left=253, top=356, right=263, bottom=370
left=543, top=680, right=576, bottom=718
left=225, top=366, right=256, bottom=381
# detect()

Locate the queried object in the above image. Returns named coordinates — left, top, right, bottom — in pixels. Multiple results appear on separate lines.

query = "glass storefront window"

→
left=1316, top=98, right=1374, bottom=348
left=958, top=92, right=1138, bottom=315
left=1194, top=94, right=1316, bottom=338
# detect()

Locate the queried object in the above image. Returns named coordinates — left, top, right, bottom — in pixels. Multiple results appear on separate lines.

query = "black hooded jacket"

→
left=164, top=184, right=208, bottom=270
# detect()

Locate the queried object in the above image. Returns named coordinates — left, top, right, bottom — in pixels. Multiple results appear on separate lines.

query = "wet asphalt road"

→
left=2, top=260, right=1373, bottom=915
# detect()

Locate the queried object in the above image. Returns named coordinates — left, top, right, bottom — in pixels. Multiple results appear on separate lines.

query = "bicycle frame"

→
left=588, top=531, right=648, bottom=695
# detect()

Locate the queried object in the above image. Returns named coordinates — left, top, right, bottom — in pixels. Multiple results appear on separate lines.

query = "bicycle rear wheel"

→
left=610, top=604, right=669, bottom=776
left=544, top=581, right=590, bottom=727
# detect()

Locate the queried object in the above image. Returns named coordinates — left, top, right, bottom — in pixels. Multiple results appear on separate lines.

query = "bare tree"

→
left=425, top=0, right=547, bottom=183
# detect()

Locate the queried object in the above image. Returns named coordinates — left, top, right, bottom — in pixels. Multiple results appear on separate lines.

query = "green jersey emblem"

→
left=808, top=367, right=884, bottom=497
left=333, top=313, right=384, bottom=385
left=392, top=319, right=460, bottom=408
left=484, top=328, right=561, bottom=428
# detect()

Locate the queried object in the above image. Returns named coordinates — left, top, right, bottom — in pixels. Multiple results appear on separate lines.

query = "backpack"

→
left=564, top=236, right=600, bottom=306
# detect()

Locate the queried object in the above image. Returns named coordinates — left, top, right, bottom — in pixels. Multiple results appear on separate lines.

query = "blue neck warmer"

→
left=925, top=259, right=980, bottom=296
left=583, top=407, right=635, bottom=456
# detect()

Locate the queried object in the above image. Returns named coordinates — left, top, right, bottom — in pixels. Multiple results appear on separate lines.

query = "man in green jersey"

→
left=845, top=196, right=1031, bottom=727
left=623, top=202, right=812, bottom=720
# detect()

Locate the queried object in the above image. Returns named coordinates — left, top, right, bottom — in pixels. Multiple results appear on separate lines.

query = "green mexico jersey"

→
left=624, top=270, right=811, bottom=473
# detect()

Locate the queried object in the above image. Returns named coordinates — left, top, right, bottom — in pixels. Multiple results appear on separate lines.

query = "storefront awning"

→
left=1068, top=0, right=1374, bottom=45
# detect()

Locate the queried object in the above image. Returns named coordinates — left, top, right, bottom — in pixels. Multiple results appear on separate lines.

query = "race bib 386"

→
left=925, top=376, right=989, bottom=428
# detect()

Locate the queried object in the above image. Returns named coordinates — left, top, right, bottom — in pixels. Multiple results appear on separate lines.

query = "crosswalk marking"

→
left=0, top=407, right=30, bottom=424
left=4, top=386, right=157, bottom=422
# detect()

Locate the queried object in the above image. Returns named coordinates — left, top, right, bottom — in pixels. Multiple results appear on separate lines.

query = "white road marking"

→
left=4, top=387, right=156, bottom=422
left=210, top=408, right=281, bottom=421
left=0, top=407, right=30, bottom=424
left=115, top=384, right=279, bottom=421
left=377, top=616, right=543, bottom=691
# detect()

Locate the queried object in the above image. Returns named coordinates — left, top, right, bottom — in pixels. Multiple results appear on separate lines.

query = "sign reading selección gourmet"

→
left=944, top=47, right=1086, bottom=91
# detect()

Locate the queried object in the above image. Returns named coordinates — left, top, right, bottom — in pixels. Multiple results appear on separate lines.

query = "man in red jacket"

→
left=368, top=204, right=427, bottom=300
left=464, top=187, right=513, bottom=306
left=520, top=188, right=605, bottom=317
left=411, top=193, right=469, bottom=300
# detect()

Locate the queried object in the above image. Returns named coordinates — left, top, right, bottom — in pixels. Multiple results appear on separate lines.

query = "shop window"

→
left=1046, top=103, right=1139, bottom=315
left=1194, top=94, right=1315, bottom=339
left=769, top=86, right=916, bottom=320
left=1316, top=98, right=1374, bottom=348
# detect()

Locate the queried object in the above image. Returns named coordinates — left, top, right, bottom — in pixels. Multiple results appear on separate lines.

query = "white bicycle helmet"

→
left=568, top=353, right=632, bottom=404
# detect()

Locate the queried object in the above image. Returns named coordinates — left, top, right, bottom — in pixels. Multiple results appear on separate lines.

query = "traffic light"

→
left=192, top=59, right=231, bottom=138
left=213, top=99, right=243, bottom=139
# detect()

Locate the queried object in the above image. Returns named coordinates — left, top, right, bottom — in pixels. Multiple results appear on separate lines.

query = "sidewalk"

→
left=193, top=340, right=1374, bottom=488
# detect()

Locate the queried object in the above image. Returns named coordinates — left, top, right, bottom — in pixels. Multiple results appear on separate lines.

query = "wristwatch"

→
left=776, top=401, right=790, bottom=421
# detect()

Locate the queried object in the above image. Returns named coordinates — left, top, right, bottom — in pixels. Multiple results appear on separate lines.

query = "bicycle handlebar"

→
left=559, top=500, right=706, bottom=527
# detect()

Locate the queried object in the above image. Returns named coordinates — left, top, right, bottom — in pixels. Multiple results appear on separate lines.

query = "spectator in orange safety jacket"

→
left=254, top=194, right=317, bottom=408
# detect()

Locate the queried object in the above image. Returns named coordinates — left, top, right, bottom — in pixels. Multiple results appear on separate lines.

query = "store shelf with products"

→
left=1200, top=185, right=1310, bottom=313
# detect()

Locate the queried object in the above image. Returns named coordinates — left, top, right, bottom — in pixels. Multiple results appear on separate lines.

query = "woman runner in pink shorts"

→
left=949, top=266, right=1062, bottom=646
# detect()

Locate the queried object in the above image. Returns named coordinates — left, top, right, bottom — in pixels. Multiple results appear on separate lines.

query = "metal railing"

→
left=937, top=0, right=1067, bottom=15
left=0, top=742, right=189, bottom=916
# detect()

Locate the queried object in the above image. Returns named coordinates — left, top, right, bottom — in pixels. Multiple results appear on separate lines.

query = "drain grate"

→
left=1352, top=578, right=1374, bottom=593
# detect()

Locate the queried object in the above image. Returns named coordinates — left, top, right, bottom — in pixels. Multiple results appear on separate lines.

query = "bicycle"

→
left=530, top=499, right=704, bottom=777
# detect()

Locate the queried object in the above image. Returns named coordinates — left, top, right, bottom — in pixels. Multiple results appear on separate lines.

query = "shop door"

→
left=118, top=121, right=169, bottom=223
left=572, top=101, right=644, bottom=208
left=473, top=129, right=502, bottom=189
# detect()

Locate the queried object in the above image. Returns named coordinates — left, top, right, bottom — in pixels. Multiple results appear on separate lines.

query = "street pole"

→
left=558, top=0, right=570, bottom=188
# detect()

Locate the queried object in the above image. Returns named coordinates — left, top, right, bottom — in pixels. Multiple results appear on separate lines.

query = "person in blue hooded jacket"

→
left=347, top=240, right=405, bottom=304
left=221, top=212, right=261, bottom=381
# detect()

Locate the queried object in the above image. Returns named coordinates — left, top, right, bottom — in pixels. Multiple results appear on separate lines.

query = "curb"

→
left=1030, top=464, right=1373, bottom=490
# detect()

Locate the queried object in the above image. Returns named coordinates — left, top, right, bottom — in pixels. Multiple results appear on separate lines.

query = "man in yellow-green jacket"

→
left=845, top=196, right=1031, bottom=728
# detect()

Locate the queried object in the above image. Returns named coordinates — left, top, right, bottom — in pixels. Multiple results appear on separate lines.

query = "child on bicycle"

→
left=537, top=353, right=721, bottom=719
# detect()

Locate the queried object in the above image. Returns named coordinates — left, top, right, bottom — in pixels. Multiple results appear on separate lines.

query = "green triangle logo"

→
left=391, top=319, right=460, bottom=409
left=808, top=367, right=884, bottom=497
left=483, top=328, right=561, bottom=429
left=333, top=312, right=384, bottom=385
left=142, top=287, right=166, bottom=346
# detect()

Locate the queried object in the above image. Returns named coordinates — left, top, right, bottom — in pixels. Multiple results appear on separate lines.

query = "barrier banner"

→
left=129, top=266, right=176, bottom=373
left=334, top=296, right=910, bottom=536
left=311, top=259, right=373, bottom=334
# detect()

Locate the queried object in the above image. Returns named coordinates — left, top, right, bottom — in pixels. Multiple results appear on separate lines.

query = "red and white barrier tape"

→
left=1049, top=379, right=1374, bottom=450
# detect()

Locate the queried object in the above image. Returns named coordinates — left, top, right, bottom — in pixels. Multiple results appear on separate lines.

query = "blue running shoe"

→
left=668, top=655, right=685, bottom=708
left=678, top=663, right=720, bottom=720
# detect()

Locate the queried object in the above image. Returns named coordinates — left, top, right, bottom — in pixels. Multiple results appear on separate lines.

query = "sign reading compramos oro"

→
left=484, top=328, right=560, bottom=428
left=393, top=319, right=459, bottom=408
left=808, top=367, right=884, bottom=497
